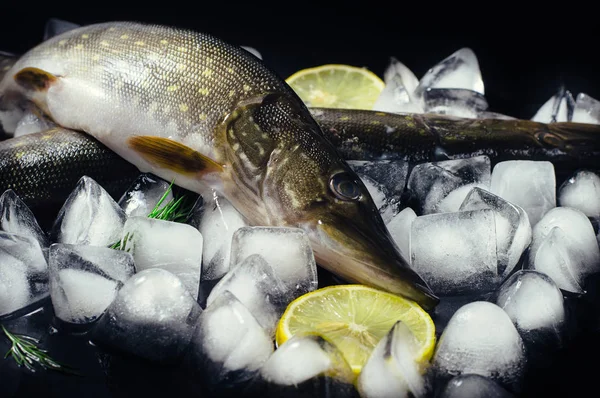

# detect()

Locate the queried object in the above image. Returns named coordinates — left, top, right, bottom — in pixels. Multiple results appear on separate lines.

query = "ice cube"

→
left=259, top=334, right=357, bottom=397
left=558, top=170, right=600, bottom=218
left=48, top=243, right=135, bottom=324
left=120, top=216, right=203, bottom=299
left=229, top=227, right=318, bottom=296
left=372, top=57, right=423, bottom=114
left=460, top=187, right=532, bottom=276
left=528, top=207, right=600, bottom=284
left=386, top=207, right=417, bottom=265
left=188, top=291, right=273, bottom=388
left=530, top=227, right=584, bottom=293
left=357, top=321, right=425, bottom=398
left=347, top=160, right=409, bottom=223
left=92, top=268, right=201, bottom=362
left=410, top=209, right=498, bottom=296
left=423, top=88, right=488, bottom=119
left=0, top=232, right=48, bottom=317
left=496, top=270, right=565, bottom=347
left=490, top=160, right=556, bottom=226
left=572, top=93, right=600, bottom=124
left=206, top=254, right=286, bottom=335
left=117, top=173, right=173, bottom=217
left=240, top=46, right=262, bottom=60
left=432, top=301, right=526, bottom=392
left=439, top=374, right=515, bottom=398
left=50, top=176, right=127, bottom=247
left=193, top=190, right=248, bottom=281
left=414, top=48, right=485, bottom=103
left=0, top=189, right=49, bottom=248
left=406, top=156, right=491, bottom=215
left=531, top=87, right=575, bottom=123
left=13, top=109, right=54, bottom=137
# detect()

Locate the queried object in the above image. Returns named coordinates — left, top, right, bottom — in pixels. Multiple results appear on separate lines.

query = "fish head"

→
left=234, top=94, right=439, bottom=309
left=299, top=160, right=438, bottom=310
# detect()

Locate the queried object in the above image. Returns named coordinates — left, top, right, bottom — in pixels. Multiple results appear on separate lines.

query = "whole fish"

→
left=0, top=22, right=438, bottom=309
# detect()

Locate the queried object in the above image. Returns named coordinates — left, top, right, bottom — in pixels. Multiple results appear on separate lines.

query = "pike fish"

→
left=0, top=22, right=439, bottom=309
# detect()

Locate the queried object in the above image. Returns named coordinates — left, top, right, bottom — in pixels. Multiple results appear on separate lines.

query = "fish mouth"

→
left=306, top=216, right=439, bottom=310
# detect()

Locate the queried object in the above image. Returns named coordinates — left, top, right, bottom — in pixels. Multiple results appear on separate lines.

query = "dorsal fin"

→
left=43, top=18, right=81, bottom=41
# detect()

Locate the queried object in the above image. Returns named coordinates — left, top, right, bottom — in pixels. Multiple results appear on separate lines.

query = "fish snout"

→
left=310, top=216, right=439, bottom=310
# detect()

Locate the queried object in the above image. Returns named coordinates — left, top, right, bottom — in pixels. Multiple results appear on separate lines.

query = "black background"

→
left=0, top=2, right=599, bottom=397
left=1, top=2, right=599, bottom=121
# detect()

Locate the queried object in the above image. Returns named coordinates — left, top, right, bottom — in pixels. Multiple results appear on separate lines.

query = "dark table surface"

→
left=0, top=3, right=599, bottom=397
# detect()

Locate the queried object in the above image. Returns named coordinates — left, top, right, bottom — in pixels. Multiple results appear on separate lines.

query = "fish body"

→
left=0, top=22, right=438, bottom=308
left=0, top=128, right=139, bottom=222
left=311, top=108, right=600, bottom=166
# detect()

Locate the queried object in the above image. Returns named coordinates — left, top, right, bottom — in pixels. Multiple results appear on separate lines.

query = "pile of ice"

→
left=372, top=47, right=600, bottom=125
left=0, top=171, right=320, bottom=386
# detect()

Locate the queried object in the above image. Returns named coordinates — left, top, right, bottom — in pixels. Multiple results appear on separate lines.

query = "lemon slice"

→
left=286, top=64, right=385, bottom=110
left=276, top=284, right=436, bottom=375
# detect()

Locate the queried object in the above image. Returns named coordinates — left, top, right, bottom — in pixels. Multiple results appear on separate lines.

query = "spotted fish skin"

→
left=0, top=22, right=438, bottom=309
left=0, top=128, right=139, bottom=225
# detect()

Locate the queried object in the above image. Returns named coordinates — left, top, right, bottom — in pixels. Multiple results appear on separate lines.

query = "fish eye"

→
left=329, top=172, right=362, bottom=201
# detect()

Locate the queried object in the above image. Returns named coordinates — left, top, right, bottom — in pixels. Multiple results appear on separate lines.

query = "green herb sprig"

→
left=111, top=180, right=196, bottom=250
left=2, top=325, right=78, bottom=374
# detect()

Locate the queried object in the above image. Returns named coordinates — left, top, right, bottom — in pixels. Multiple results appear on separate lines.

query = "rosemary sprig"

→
left=2, top=325, right=78, bottom=375
left=110, top=180, right=196, bottom=250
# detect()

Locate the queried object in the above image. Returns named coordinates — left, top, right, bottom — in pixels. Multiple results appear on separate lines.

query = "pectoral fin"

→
left=14, top=67, right=58, bottom=92
left=128, top=136, right=223, bottom=177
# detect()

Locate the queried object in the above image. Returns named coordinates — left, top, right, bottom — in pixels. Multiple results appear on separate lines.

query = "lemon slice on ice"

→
left=276, top=284, right=436, bottom=375
left=286, top=64, right=385, bottom=110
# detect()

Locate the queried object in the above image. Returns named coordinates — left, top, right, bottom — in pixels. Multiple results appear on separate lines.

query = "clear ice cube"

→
left=460, top=187, right=532, bottom=276
left=386, top=207, right=417, bottom=265
left=357, top=321, right=425, bottom=398
left=496, top=270, right=565, bottom=340
left=188, top=291, right=273, bottom=386
left=0, top=189, right=49, bottom=248
left=51, top=176, right=127, bottom=247
left=440, top=374, right=515, bottom=398
left=229, top=227, right=318, bottom=296
left=205, top=254, right=286, bottom=335
left=410, top=209, right=498, bottom=296
left=13, top=110, right=54, bottom=137
left=490, top=160, right=556, bottom=226
left=0, top=232, right=48, bottom=317
left=433, top=301, right=526, bottom=392
left=121, top=216, right=203, bottom=299
left=414, top=48, right=485, bottom=104
left=530, top=227, right=584, bottom=293
left=423, top=88, right=488, bottom=119
left=558, top=170, right=600, bottom=218
left=531, top=87, right=575, bottom=123
left=406, top=156, right=491, bottom=215
left=260, top=334, right=355, bottom=388
left=117, top=173, right=173, bottom=218
left=528, top=207, right=600, bottom=287
left=572, top=93, right=600, bottom=124
left=240, top=46, right=262, bottom=60
left=92, top=268, right=201, bottom=362
left=48, top=243, right=135, bottom=324
left=193, top=190, right=248, bottom=281
left=372, top=57, right=423, bottom=114
left=347, top=160, right=409, bottom=223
